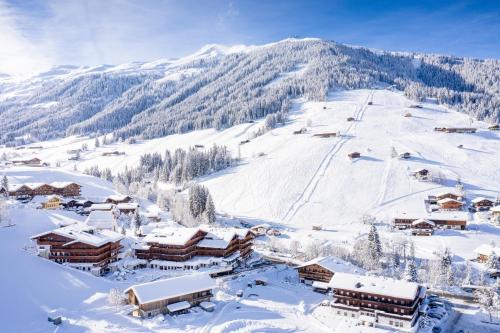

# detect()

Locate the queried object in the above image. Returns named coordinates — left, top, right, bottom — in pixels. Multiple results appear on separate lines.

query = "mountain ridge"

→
left=0, top=38, right=499, bottom=145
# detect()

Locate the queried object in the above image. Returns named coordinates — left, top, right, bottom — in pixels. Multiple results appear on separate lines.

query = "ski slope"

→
left=1, top=88, right=499, bottom=332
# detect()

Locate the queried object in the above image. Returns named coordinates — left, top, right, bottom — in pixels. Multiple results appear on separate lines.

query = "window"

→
left=389, top=321, right=393, bottom=325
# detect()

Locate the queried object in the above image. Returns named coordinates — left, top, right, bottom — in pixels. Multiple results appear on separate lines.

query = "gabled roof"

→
left=471, top=197, right=493, bottom=204
left=116, top=203, right=139, bottom=210
left=142, top=227, right=202, bottom=246
left=106, top=194, right=131, bottom=201
left=411, top=218, right=435, bottom=226
left=435, top=191, right=460, bottom=198
left=124, top=273, right=216, bottom=305
left=297, top=256, right=364, bottom=274
left=90, top=203, right=114, bottom=211
left=329, top=272, right=420, bottom=300
left=85, top=210, right=117, bottom=230
left=437, top=198, right=463, bottom=204
left=31, top=223, right=122, bottom=247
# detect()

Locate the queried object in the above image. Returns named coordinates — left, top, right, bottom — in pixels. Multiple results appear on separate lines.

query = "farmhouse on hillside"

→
left=437, top=198, right=464, bottom=211
left=31, top=223, right=123, bottom=276
left=11, top=157, right=42, bottom=166
left=473, top=244, right=500, bottom=263
left=471, top=197, right=494, bottom=211
left=393, top=211, right=468, bottom=231
left=125, top=273, right=216, bottom=317
left=329, top=272, right=426, bottom=330
left=105, top=195, right=132, bottom=205
left=410, top=219, right=435, bottom=236
left=297, top=256, right=363, bottom=286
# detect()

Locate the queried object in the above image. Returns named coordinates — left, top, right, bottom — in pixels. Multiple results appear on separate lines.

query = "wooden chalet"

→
left=473, top=244, right=500, bottom=263
left=492, top=206, right=500, bottom=219
left=31, top=223, right=123, bottom=276
left=101, top=151, right=125, bottom=156
left=348, top=152, right=361, bottom=159
left=435, top=192, right=461, bottom=201
left=411, top=168, right=429, bottom=180
left=399, top=152, right=411, bottom=159
left=488, top=124, right=499, bottom=130
left=313, top=132, right=337, bottom=138
left=105, top=195, right=132, bottom=205
left=434, top=127, right=476, bottom=133
left=297, top=256, right=363, bottom=285
left=250, top=224, right=270, bottom=236
left=393, top=211, right=468, bottom=231
left=116, top=202, right=139, bottom=215
left=471, top=197, right=494, bottom=210
left=12, top=157, right=42, bottom=166
left=329, top=272, right=426, bottom=330
left=41, top=195, right=62, bottom=209
left=437, top=198, right=464, bottom=211
left=134, top=227, right=253, bottom=271
left=8, top=182, right=81, bottom=197
left=411, top=219, right=435, bottom=236
left=125, top=273, right=215, bottom=318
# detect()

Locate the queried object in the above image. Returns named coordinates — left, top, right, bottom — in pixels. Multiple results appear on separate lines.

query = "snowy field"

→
left=1, top=88, right=499, bottom=331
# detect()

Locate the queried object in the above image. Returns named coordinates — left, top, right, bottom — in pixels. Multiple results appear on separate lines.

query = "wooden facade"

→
left=331, top=284, right=425, bottom=329
left=437, top=199, right=464, bottom=210
left=41, top=196, right=62, bottom=209
left=298, top=263, right=334, bottom=283
left=135, top=230, right=254, bottom=262
left=9, top=182, right=81, bottom=197
left=472, top=198, right=494, bottom=209
left=32, top=231, right=122, bottom=275
left=394, top=217, right=466, bottom=231
left=127, top=289, right=212, bottom=317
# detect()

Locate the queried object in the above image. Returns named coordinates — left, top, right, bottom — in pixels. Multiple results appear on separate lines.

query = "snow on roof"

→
left=435, top=191, right=460, bottom=198
left=90, top=203, right=114, bottom=210
left=197, top=227, right=250, bottom=249
left=329, top=272, right=420, bottom=300
left=143, top=227, right=201, bottom=246
left=492, top=206, right=500, bottom=213
left=106, top=194, right=130, bottom=201
left=437, top=198, right=462, bottom=204
left=411, top=219, right=435, bottom=226
left=471, top=197, right=493, bottom=203
left=396, top=210, right=469, bottom=221
left=116, top=203, right=139, bottom=210
left=50, top=182, right=78, bottom=188
left=85, top=210, right=117, bottom=230
left=473, top=244, right=500, bottom=256
left=297, top=256, right=364, bottom=274
left=124, top=273, right=216, bottom=305
left=167, top=301, right=191, bottom=312
left=31, top=223, right=122, bottom=247
left=312, top=281, right=330, bottom=289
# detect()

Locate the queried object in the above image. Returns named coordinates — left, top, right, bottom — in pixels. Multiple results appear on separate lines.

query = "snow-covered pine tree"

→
left=204, top=194, right=216, bottom=224
left=94, top=137, right=100, bottom=148
left=487, top=251, right=499, bottom=270
left=133, top=212, right=142, bottom=230
left=1, top=175, right=8, bottom=196
left=404, top=259, right=418, bottom=282
left=367, top=224, right=382, bottom=268
left=463, top=262, right=474, bottom=285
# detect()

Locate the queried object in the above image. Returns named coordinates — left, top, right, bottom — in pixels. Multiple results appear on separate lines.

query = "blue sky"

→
left=1, top=0, right=499, bottom=74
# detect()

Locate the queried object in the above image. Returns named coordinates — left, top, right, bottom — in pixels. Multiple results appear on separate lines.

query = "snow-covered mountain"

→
left=1, top=38, right=499, bottom=145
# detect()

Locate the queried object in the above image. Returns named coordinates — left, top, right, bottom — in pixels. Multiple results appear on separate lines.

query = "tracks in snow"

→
left=281, top=90, right=375, bottom=222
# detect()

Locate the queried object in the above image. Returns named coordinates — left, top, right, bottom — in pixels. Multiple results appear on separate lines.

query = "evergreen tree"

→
left=404, top=259, right=418, bottom=282
left=487, top=251, right=499, bottom=270
left=204, top=194, right=216, bottom=224
left=133, top=212, right=142, bottom=230
left=463, top=262, right=474, bottom=285
left=94, top=137, right=100, bottom=148
left=1, top=175, right=8, bottom=196
left=367, top=225, right=382, bottom=266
